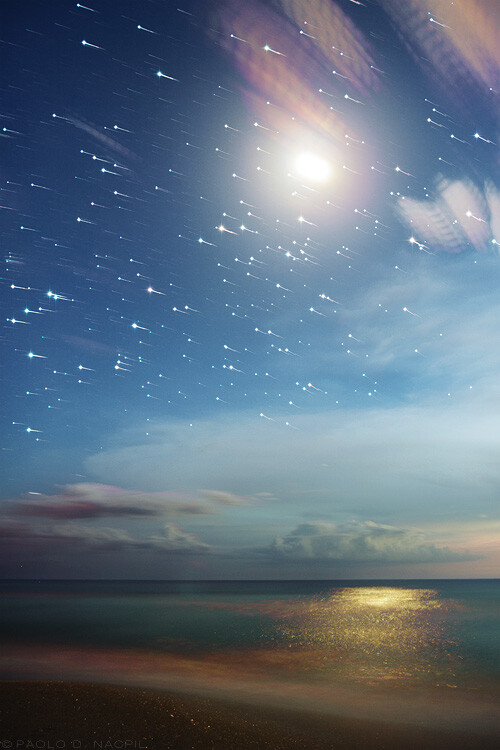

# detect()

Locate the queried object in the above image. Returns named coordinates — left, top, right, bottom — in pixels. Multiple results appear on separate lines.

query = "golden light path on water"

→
left=268, top=587, right=461, bottom=685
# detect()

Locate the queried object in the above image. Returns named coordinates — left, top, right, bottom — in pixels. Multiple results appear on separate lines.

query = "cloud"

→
left=209, top=0, right=380, bottom=149
left=150, top=523, right=210, bottom=553
left=199, top=490, right=248, bottom=506
left=380, top=0, right=500, bottom=108
left=0, top=519, right=139, bottom=551
left=9, top=483, right=252, bottom=520
left=0, top=483, right=255, bottom=574
left=269, top=520, right=479, bottom=564
left=397, top=178, right=499, bottom=254
left=84, top=393, right=500, bottom=526
left=0, top=519, right=209, bottom=554
left=67, top=115, right=139, bottom=162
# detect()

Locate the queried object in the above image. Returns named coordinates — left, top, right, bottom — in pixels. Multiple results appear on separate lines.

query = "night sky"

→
left=1, top=0, right=500, bottom=579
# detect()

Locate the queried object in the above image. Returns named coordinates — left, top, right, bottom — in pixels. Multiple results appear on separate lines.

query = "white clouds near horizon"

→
left=269, top=520, right=479, bottom=564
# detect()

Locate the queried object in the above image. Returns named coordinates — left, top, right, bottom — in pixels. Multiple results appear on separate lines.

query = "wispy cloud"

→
left=380, top=0, right=500, bottom=108
left=210, top=0, right=380, bottom=148
left=150, top=523, right=210, bottom=553
left=0, top=519, right=209, bottom=554
left=83, top=393, right=500, bottom=532
left=8, top=483, right=252, bottom=520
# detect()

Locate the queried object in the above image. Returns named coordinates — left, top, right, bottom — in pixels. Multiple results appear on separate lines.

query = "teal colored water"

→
left=1, top=579, right=500, bottom=690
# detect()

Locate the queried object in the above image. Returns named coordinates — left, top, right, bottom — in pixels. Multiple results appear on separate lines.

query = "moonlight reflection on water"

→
left=269, top=587, right=461, bottom=685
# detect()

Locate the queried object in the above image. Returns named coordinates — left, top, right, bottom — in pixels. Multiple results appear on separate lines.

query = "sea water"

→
left=2, top=579, right=500, bottom=684
left=1, top=579, right=500, bottom=732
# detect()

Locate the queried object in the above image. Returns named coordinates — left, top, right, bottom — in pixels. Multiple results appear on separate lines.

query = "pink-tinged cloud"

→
left=208, top=0, right=380, bottom=147
left=397, top=179, right=499, bottom=253
left=380, top=0, right=500, bottom=106
left=10, top=483, right=253, bottom=520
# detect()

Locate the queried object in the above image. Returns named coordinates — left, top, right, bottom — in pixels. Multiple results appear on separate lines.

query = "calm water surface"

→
left=1, top=579, right=499, bottom=692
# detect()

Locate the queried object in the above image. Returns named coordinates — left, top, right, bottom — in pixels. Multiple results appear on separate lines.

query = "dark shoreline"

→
left=1, top=680, right=499, bottom=750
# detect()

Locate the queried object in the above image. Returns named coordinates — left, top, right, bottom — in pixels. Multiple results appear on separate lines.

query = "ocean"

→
left=2, top=579, right=500, bottom=734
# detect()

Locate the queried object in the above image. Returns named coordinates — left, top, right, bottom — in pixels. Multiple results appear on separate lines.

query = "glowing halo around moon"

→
left=294, top=151, right=331, bottom=182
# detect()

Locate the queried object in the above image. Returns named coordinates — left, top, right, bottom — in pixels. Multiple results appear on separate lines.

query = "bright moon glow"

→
left=294, top=152, right=330, bottom=182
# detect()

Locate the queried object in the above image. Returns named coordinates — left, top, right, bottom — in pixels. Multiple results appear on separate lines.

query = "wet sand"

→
left=1, top=680, right=499, bottom=750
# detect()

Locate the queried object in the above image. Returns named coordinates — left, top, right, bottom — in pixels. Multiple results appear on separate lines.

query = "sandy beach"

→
left=1, top=680, right=499, bottom=750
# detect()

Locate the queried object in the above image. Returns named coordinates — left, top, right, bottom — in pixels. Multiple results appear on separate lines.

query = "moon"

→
left=294, top=151, right=331, bottom=182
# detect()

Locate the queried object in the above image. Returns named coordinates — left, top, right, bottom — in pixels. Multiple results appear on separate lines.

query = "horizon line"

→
left=1, top=577, right=499, bottom=583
